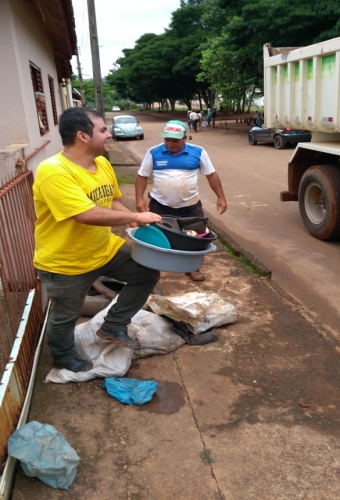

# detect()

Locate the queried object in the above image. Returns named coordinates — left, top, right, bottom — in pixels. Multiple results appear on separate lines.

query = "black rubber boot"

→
left=96, top=328, right=140, bottom=349
left=170, top=322, right=219, bottom=345
left=54, top=357, right=93, bottom=373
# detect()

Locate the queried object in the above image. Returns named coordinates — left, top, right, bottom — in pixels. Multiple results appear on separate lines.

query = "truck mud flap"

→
left=280, top=191, right=298, bottom=201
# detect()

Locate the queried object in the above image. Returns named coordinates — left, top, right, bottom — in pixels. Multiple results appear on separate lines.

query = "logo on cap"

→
left=161, top=120, right=187, bottom=139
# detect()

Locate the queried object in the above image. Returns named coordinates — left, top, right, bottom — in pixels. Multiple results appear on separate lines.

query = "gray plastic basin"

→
left=126, top=228, right=216, bottom=272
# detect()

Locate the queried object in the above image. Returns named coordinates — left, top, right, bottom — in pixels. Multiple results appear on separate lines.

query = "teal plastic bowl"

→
left=134, top=226, right=171, bottom=249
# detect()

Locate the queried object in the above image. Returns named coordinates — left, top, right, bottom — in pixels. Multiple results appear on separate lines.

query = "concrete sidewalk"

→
left=108, top=139, right=139, bottom=167
left=11, top=192, right=340, bottom=498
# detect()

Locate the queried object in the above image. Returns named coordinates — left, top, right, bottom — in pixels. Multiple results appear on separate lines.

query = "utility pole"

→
left=87, top=0, right=105, bottom=118
left=76, top=47, right=86, bottom=106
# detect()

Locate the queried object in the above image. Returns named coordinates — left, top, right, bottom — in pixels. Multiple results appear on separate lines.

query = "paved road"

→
left=108, top=111, right=340, bottom=343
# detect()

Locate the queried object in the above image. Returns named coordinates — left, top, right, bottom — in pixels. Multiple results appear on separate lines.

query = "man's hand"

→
left=136, top=198, right=149, bottom=212
left=206, top=172, right=227, bottom=215
left=135, top=175, right=149, bottom=212
left=217, top=197, right=227, bottom=214
left=136, top=211, right=162, bottom=225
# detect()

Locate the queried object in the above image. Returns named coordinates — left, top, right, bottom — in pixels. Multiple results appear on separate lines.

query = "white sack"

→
left=44, top=297, right=185, bottom=384
left=147, top=292, right=237, bottom=334
left=130, top=309, right=186, bottom=359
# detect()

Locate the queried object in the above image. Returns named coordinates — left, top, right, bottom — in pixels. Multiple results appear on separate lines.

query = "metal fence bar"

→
left=0, top=296, right=48, bottom=500
left=0, top=170, right=43, bottom=474
left=0, top=289, right=42, bottom=472
left=0, top=171, right=39, bottom=371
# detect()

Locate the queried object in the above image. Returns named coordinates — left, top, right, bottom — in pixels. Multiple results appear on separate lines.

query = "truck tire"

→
left=298, top=165, right=340, bottom=240
left=274, top=135, right=285, bottom=149
left=248, top=133, right=257, bottom=145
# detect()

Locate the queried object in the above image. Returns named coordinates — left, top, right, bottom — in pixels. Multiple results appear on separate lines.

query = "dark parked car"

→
left=248, top=125, right=311, bottom=149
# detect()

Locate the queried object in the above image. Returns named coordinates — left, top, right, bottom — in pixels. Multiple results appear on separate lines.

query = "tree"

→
left=105, top=0, right=340, bottom=112
left=105, top=1, right=214, bottom=109
left=198, top=0, right=340, bottom=111
left=72, top=75, right=95, bottom=105
left=106, top=34, right=162, bottom=106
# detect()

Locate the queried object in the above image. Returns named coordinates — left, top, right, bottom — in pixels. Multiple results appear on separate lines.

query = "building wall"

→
left=0, top=0, right=64, bottom=180
left=0, top=1, right=26, bottom=149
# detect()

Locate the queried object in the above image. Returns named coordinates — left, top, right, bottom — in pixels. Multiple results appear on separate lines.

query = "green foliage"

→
left=104, top=1, right=213, bottom=108
left=72, top=75, right=94, bottom=104
left=115, top=171, right=139, bottom=185
left=71, top=74, right=135, bottom=111
left=198, top=0, right=340, bottom=110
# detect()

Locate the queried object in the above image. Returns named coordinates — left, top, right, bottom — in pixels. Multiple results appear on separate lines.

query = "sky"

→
left=71, top=0, right=181, bottom=79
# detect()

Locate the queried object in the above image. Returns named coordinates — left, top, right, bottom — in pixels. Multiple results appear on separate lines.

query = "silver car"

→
left=111, top=115, right=144, bottom=140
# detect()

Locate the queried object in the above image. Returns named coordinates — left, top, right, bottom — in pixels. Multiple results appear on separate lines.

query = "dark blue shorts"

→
left=149, top=197, right=204, bottom=218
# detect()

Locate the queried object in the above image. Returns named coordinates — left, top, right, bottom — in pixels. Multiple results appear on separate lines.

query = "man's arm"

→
left=111, top=199, right=133, bottom=212
left=111, top=198, right=139, bottom=227
left=206, top=172, right=227, bottom=214
left=74, top=203, right=161, bottom=226
left=135, top=174, right=149, bottom=212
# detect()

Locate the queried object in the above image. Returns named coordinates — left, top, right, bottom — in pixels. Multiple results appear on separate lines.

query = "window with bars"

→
left=30, top=61, right=49, bottom=135
left=48, top=76, right=58, bottom=125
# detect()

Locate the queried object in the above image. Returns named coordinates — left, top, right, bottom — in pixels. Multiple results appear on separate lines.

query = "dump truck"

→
left=263, top=37, right=340, bottom=240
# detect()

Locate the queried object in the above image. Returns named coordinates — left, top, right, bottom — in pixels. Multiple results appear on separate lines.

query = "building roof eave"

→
left=25, top=0, right=77, bottom=79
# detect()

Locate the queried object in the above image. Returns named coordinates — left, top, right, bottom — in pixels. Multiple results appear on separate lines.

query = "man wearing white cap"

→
left=135, top=120, right=227, bottom=282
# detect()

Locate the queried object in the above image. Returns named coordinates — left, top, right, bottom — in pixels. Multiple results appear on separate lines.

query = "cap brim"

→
left=161, top=131, right=185, bottom=139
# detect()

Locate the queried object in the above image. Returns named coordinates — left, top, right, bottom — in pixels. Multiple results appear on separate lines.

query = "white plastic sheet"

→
left=147, top=292, right=237, bottom=334
left=44, top=298, right=185, bottom=384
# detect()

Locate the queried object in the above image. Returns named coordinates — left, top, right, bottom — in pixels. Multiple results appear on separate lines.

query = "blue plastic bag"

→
left=103, top=377, right=158, bottom=405
left=7, top=421, right=79, bottom=490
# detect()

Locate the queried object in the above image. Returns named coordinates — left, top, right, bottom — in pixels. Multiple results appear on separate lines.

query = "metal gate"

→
left=0, top=171, right=43, bottom=472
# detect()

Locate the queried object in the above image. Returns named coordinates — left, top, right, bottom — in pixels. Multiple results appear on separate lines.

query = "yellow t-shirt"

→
left=33, top=152, right=125, bottom=275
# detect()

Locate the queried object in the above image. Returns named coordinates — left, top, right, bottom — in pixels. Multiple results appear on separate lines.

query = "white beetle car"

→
left=110, top=115, right=144, bottom=140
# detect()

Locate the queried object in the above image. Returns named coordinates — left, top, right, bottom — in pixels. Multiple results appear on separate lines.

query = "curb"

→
left=208, top=220, right=272, bottom=279
left=114, top=141, right=143, bottom=166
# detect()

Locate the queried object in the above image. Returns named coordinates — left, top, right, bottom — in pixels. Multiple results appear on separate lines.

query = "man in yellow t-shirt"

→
left=33, top=107, right=162, bottom=373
